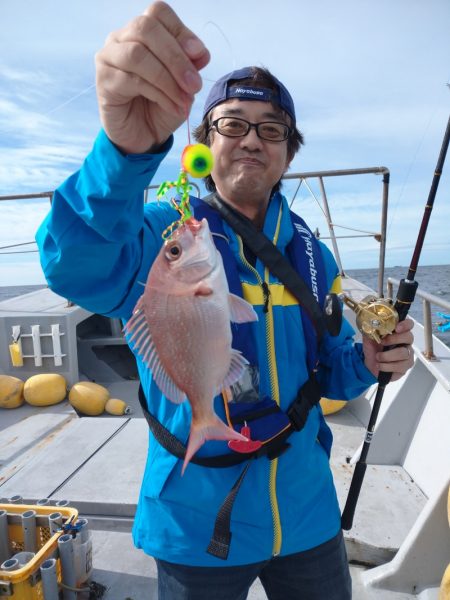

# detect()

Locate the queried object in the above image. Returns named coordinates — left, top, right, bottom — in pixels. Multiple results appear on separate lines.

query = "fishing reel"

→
left=339, top=293, right=399, bottom=343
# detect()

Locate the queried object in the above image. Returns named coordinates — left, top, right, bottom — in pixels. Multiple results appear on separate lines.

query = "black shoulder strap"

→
left=203, top=193, right=327, bottom=342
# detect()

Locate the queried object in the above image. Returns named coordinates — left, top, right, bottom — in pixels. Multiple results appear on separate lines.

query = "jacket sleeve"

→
left=36, top=130, right=178, bottom=319
left=316, top=242, right=377, bottom=400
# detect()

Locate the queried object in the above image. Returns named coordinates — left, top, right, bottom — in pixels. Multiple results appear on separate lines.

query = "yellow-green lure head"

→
left=158, top=144, right=214, bottom=241
left=181, top=143, right=214, bottom=178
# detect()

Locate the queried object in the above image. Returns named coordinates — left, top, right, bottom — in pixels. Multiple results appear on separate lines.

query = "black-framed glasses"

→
left=209, top=117, right=291, bottom=142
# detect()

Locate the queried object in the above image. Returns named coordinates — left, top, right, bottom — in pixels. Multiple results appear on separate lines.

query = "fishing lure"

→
left=157, top=143, right=214, bottom=240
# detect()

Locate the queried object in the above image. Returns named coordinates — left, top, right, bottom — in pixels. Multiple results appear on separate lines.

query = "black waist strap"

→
left=138, top=374, right=321, bottom=468
left=138, top=374, right=322, bottom=559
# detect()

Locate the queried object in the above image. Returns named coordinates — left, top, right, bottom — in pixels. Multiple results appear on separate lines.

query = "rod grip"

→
left=341, top=460, right=367, bottom=530
left=378, top=279, right=418, bottom=387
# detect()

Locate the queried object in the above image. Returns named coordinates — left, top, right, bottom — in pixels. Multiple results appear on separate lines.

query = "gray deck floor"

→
left=88, top=529, right=436, bottom=599
left=0, top=400, right=427, bottom=568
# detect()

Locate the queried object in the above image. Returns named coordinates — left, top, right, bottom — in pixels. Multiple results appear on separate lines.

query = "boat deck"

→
left=0, top=399, right=429, bottom=599
left=1, top=280, right=448, bottom=598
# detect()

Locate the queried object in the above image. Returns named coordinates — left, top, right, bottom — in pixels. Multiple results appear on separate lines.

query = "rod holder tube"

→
left=22, top=509, right=37, bottom=553
left=40, top=558, right=60, bottom=600
left=37, top=498, right=50, bottom=506
left=55, top=500, right=69, bottom=507
left=75, top=519, right=89, bottom=544
left=9, top=495, right=23, bottom=504
left=73, top=518, right=92, bottom=584
left=11, top=551, right=35, bottom=566
left=0, top=558, right=19, bottom=571
left=48, top=512, right=63, bottom=535
left=0, top=510, right=10, bottom=565
left=58, top=533, right=77, bottom=600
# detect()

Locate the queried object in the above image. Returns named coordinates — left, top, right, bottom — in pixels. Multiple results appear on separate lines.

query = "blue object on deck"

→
left=436, top=312, right=450, bottom=332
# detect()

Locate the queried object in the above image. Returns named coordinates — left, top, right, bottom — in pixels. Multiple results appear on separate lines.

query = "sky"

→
left=0, top=0, right=449, bottom=286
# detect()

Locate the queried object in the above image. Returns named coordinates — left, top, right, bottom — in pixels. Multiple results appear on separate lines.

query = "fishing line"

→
left=183, top=18, right=237, bottom=143
left=42, top=83, right=96, bottom=117
left=387, top=86, right=447, bottom=240
left=0, top=250, right=38, bottom=254
left=0, top=82, right=96, bottom=140
left=0, top=241, right=36, bottom=250
left=199, top=20, right=237, bottom=79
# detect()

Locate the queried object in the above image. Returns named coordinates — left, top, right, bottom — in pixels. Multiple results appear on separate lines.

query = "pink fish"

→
left=124, top=217, right=258, bottom=473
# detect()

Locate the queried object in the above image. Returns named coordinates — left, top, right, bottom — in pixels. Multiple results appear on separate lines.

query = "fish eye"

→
left=165, top=241, right=182, bottom=261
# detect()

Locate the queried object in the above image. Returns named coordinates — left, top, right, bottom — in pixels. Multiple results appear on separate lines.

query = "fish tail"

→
left=181, top=417, right=248, bottom=475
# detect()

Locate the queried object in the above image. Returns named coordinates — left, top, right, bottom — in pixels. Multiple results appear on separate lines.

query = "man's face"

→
left=208, top=99, right=292, bottom=206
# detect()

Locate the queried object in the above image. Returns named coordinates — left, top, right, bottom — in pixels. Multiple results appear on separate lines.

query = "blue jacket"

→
left=36, top=130, right=376, bottom=566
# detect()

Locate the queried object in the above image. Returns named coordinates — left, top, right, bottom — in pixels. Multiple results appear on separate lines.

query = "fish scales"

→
left=124, top=218, right=258, bottom=473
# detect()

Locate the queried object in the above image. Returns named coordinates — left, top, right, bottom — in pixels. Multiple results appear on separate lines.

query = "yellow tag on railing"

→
left=9, top=342, right=24, bottom=367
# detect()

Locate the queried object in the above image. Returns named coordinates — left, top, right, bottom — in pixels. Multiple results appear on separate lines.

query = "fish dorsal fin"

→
left=228, top=293, right=258, bottom=324
left=221, top=349, right=249, bottom=390
left=124, top=306, right=186, bottom=404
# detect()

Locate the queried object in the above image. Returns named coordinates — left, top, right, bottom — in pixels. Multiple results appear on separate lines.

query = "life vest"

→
left=137, top=196, right=333, bottom=559
left=191, top=196, right=328, bottom=447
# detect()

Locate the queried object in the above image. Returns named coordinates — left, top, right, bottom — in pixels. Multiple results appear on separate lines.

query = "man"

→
left=36, top=3, right=414, bottom=598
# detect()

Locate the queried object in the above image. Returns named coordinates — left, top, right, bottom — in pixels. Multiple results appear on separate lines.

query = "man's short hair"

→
left=193, top=66, right=304, bottom=194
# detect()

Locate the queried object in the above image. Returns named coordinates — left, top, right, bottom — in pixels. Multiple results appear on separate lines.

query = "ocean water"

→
left=1, top=264, right=449, bottom=347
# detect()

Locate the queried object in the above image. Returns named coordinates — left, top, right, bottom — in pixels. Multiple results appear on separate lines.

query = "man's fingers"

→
left=143, top=2, right=209, bottom=63
left=381, top=318, right=414, bottom=347
left=97, top=39, right=193, bottom=109
left=97, top=64, right=185, bottom=118
left=376, top=344, right=414, bottom=373
left=139, top=2, right=209, bottom=92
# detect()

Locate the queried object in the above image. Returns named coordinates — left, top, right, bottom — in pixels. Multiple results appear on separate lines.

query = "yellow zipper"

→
left=236, top=204, right=284, bottom=556
left=265, top=205, right=283, bottom=556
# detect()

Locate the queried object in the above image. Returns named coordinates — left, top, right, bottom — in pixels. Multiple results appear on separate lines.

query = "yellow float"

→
left=320, top=397, right=347, bottom=416
left=0, top=375, right=25, bottom=409
left=105, top=398, right=131, bottom=416
left=438, top=485, right=450, bottom=599
left=69, top=381, right=109, bottom=416
left=23, top=373, right=67, bottom=406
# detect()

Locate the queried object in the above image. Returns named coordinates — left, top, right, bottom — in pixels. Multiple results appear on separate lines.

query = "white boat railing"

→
left=387, top=276, right=450, bottom=360
left=282, top=167, right=390, bottom=297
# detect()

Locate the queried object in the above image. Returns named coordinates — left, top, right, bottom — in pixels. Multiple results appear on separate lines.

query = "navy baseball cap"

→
left=202, top=66, right=296, bottom=125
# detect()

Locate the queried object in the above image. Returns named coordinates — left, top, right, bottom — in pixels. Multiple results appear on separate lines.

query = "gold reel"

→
left=340, top=294, right=399, bottom=344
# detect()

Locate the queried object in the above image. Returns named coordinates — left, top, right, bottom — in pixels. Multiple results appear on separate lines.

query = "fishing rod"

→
left=340, top=114, right=450, bottom=531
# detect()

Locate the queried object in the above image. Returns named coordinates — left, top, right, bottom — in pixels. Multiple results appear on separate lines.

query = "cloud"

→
left=0, top=64, right=55, bottom=89
left=0, top=0, right=448, bottom=288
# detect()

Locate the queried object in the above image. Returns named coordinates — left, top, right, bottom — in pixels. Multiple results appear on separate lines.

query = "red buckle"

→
left=228, top=424, right=262, bottom=454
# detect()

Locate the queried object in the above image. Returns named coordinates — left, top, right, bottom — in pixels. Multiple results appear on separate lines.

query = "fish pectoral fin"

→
left=153, top=364, right=186, bottom=404
left=228, top=293, right=258, bottom=323
left=194, top=283, right=213, bottom=296
left=221, top=349, right=249, bottom=390
left=124, top=309, right=186, bottom=405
